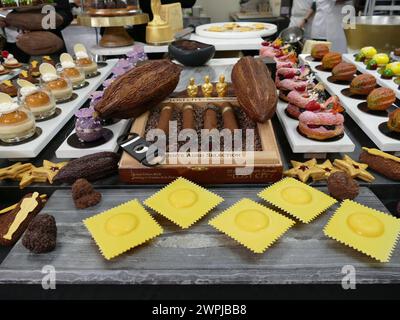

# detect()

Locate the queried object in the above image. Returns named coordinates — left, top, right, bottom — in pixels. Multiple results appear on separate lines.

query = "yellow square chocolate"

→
left=83, top=199, right=163, bottom=260
left=209, top=198, right=295, bottom=253
left=144, top=177, right=224, bottom=229
left=324, top=200, right=400, bottom=262
left=258, top=177, right=337, bottom=223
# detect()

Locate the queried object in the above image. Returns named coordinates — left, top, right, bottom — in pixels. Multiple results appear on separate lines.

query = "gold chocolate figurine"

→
left=202, top=75, right=213, bottom=97
left=216, top=74, right=228, bottom=97
left=187, top=78, right=198, bottom=98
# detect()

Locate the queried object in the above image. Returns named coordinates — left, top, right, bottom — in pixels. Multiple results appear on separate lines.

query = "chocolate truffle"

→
left=328, top=171, right=359, bottom=201
left=72, top=178, right=102, bottom=209
left=22, top=214, right=57, bottom=254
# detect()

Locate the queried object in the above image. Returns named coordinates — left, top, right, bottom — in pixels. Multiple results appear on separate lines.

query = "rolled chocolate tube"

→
left=204, top=105, right=219, bottom=130
left=157, top=105, right=173, bottom=135
left=182, top=104, right=195, bottom=130
left=222, top=103, right=239, bottom=132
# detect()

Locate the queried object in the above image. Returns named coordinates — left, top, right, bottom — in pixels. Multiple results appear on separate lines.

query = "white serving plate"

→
left=342, top=53, right=400, bottom=99
left=0, top=59, right=118, bottom=159
left=55, top=119, right=129, bottom=158
left=196, top=22, right=277, bottom=39
left=276, top=99, right=355, bottom=154
left=300, top=54, right=400, bottom=151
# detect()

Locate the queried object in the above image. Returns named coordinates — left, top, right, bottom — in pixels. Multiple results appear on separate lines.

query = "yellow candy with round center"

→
left=347, top=212, right=384, bottom=238
left=361, top=46, right=377, bottom=59
left=168, top=189, right=198, bottom=209
left=372, top=53, right=389, bottom=66
left=105, top=213, right=139, bottom=236
left=281, top=187, right=312, bottom=205
left=235, top=210, right=270, bottom=232
left=386, top=62, right=400, bottom=76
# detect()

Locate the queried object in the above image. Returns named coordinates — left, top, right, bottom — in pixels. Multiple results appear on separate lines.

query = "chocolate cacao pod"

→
left=311, top=44, right=329, bottom=61
left=95, top=60, right=182, bottom=119
left=322, top=52, right=342, bottom=70
left=16, top=31, right=64, bottom=55
left=54, top=152, right=120, bottom=184
left=5, top=11, right=63, bottom=31
left=331, top=62, right=357, bottom=81
left=231, top=56, right=278, bottom=123
left=367, top=87, right=396, bottom=111
left=350, top=74, right=376, bottom=95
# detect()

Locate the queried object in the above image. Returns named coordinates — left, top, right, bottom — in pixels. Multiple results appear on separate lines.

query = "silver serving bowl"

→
left=344, top=16, right=400, bottom=53
left=279, top=27, right=304, bottom=44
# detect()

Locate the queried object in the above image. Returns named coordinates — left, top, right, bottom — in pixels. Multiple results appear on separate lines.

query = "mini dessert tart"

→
left=2, top=52, right=21, bottom=69
left=388, top=109, right=400, bottom=133
left=42, top=56, right=56, bottom=66
left=0, top=65, right=9, bottom=75
left=28, top=60, right=41, bottom=77
left=0, top=100, right=36, bottom=143
left=75, top=52, right=98, bottom=76
left=18, top=70, right=38, bottom=84
left=75, top=107, right=103, bottom=142
left=350, top=74, right=377, bottom=96
left=0, top=80, right=17, bottom=97
left=19, top=86, right=56, bottom=120
left=372, top=53, right=389, bottom=67
left=58, top=53, right=86, bottom=88
left=298, top=111, right=344, bottom=140
left=360, top=46, right=377, bottom=60
left=367, top=87, right=396, bottom=111
left=385, top=62, right=400, bottom=76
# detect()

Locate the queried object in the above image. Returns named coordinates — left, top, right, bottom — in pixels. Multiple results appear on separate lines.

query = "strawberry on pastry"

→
left=298, top=111, right=344, bottom=140
left=276, top=61, right=294, bottom=69
left=276, top=67, right=301, bottom=80
left=286, top=91, right=319, bottom=119
left=322, top=95, right=345, bottom=113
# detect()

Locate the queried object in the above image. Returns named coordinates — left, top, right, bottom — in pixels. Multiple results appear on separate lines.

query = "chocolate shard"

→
left=95, top=59, right=182, bottom=119
left=231, top=56, right=278, bottom=123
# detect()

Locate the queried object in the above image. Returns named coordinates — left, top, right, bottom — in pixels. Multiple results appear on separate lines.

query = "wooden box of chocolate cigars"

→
left=119, top=94, right=283, bottom=184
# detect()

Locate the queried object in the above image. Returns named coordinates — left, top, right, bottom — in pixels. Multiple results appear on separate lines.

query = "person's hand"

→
left=299, top=19, right=306, bottom=29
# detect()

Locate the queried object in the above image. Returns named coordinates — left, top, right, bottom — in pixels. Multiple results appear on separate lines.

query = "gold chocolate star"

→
left=333, top=155, right=375, bottom=182
left=32, top=160, right=67, bottom=184
left=312, top=160, right=342, bottom=181
left=284, top=159, right=325, bottom=183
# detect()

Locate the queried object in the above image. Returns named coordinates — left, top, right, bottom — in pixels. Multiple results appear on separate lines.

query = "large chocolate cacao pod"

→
left=17, top=31, right=64, bottom=55
left=231, top=56, right=278, bottom=123
left=95, top=60, right=182, bottom=119
left=54, top=152, right=120, bottom=184
left=5, top=11, right=63, bottom=31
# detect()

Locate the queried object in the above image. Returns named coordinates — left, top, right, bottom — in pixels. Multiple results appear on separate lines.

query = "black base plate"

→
left=101, top=118, right=121, bottom=126
left=315, top=65, right=331, bottom=72
left=296, top=126, right=344, bottom=142
left=0, top=127, right=42, bottom=146
left=36, top=108, right=62, bottom=122
left=56, top=93, right=79, bottom=105
left=97, top=62, right=108, bottom=69
left=86, top=71, right=101, bottom=79
left=378, top=122, right=400, bottom=141
left=357, top=102, right=395, bottom=118
left=73, top=81, right=90, bottom=90
left=67, top=128, right=114, bottom=149
left=341, top=88, right=368, bottom=101
left=327, top=75, right=354, bottom=86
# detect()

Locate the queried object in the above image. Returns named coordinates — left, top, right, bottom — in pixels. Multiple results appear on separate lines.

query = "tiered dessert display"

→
left=300, top=45, right=400, bottom=151
left=77, top=0, right=149, bottom=47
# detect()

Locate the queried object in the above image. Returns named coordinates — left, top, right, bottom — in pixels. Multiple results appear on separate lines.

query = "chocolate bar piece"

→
left=0, top=192, right=44, bottom=246
left=157, top=105, right=173, bottom=136
left=182, top=105, right=195, bottom=130
left=204, top=105, right=219, bottom=130
left=222, top=102, right=239, bottom=132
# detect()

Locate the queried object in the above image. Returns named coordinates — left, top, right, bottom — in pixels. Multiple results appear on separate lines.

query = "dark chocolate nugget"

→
left=22, top=214, right=57, bottom=254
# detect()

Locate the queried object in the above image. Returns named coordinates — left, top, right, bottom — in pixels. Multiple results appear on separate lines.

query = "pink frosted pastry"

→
left=276, top=61, right=294, bottom=69
left=277, top=78, right=309, bottom=101
left=299, top=111, right=344, bottom=140
left=260, top=45, right=281, bottom=58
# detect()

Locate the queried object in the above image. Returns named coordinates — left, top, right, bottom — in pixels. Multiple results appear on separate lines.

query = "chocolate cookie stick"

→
left=182, top=104, right=195, bottom=130
left=204, top=105, right=219, bottom=130
left=157, top=105, right=173, bottom=136
left=222, top=103, right=239, bottom=132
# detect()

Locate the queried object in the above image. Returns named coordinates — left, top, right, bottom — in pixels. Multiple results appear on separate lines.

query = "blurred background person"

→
left=289, top=0, right=315, bottom=39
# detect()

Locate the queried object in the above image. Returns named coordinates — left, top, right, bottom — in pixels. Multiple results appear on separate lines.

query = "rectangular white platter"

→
left=342, top=53, right=400, bottom=99
left=55, top=119, right=130, bottom=159
left=0, top=59, right=118, bottom=159
left=276, top=99, right=355, bottom=153
left=299, top=54, right=400, bottom=151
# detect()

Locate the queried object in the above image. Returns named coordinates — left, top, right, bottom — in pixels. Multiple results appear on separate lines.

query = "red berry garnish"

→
left=2, top=51, right=9, bottom=58
left=261, top=41, right=270, bottom=47
left=305, top=100, right=321, bottom=111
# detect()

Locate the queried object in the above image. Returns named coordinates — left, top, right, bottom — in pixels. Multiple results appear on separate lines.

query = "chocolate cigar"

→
left=204, top=104, right=219, bottom=130
left=182, top=104, right=195, bottom=130
left=157, top=105, right=173, bottom=135
left=222, top=103, right=239, bottom=132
